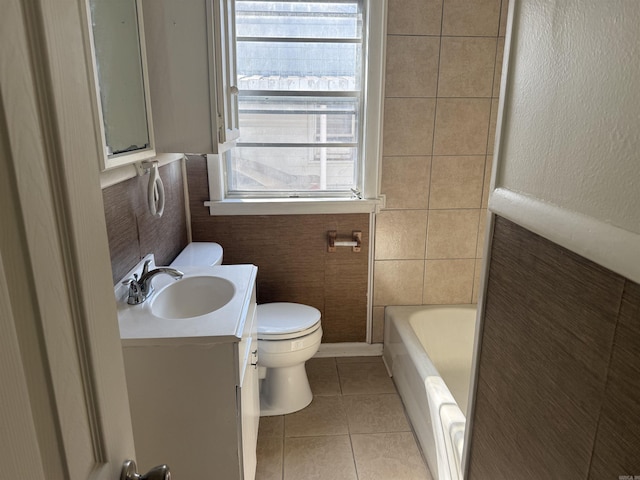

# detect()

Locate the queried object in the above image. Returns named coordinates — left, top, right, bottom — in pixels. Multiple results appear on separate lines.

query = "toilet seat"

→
left=257, top=302, right=321, bottom=340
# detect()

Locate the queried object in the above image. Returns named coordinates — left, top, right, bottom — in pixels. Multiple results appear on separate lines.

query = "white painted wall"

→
left=490, top=0, right=640, bottom=283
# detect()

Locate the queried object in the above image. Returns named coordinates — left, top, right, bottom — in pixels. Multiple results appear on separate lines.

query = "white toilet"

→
left=170, top=241, right=224, bottom=268
left=170, top=242, right=322, bottom=417
left=257, top=302, right=322, bottom=416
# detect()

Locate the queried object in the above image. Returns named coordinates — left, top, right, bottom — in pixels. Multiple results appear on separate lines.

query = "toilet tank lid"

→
left=170, top=242, right=223, bottom=267
left=257, top=302, right=321, bottom=336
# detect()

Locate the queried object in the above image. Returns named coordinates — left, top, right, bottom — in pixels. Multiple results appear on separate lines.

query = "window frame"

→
left=205, top=0, right=386, bottom=215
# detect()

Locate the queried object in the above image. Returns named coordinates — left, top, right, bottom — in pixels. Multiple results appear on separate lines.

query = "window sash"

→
left=226, top=146, right=359, bottom=196
left=237, top=94, right=359, bottom=145
left=236, top=0, right=362, bottom=40
left=230, top=0, right=365, bottom=198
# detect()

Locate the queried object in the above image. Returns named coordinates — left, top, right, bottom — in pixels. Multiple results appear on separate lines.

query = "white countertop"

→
left=117, top=263, right=257, bottom=347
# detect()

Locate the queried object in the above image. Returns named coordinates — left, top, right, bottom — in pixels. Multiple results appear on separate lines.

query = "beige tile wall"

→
left=372, top=0, right=509, bottom=341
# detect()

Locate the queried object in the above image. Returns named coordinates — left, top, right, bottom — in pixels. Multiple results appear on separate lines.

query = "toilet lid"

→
left=257, top=303, right=321, bottom=340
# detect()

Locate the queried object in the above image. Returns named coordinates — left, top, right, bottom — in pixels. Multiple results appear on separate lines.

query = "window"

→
left=211, top=0, right=384, bottom=210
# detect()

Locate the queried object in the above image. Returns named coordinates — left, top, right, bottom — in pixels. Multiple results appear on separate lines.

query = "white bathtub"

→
left=383, top=305, right=477, bottom=480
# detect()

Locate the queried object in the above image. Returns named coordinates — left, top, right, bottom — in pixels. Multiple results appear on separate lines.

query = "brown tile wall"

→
left=103, top=160, right=188, bottom=284
left=467, top=216, right=640, bottom=478
left=186, top=156, right=369, bottom=343
left=372, top=0, right=509, bottom=341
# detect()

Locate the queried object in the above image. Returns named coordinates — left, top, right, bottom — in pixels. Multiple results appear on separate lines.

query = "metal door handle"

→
left=121, top=460, right=171, bottom=480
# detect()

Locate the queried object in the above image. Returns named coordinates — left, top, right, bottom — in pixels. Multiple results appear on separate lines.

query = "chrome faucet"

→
left=124, top=260, right=184, bottom=305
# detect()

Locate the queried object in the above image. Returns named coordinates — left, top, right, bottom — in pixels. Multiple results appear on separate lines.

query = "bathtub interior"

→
left=384, top=305, right=477, bottom=480
left=409, top=306, right=476, bottom=415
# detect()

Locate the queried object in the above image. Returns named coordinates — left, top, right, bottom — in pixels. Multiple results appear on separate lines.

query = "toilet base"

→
left=259, top=364, right=312, bottom=416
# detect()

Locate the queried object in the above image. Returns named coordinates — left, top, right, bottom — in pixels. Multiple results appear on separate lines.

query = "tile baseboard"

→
left=315, top=342, right=383, bottom=358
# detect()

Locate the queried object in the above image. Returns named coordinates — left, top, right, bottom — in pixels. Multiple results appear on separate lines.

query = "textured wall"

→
left=186, top=156, right=369, bottom=343
left=496, top=0, right=640, bottom=234
left=489, top=0, right=640, bottom=285
left=467, top=216, right=640, bottom=479
left=372, top=0, right=509, bottom=340
left=103, top=160, right=188, bottom=284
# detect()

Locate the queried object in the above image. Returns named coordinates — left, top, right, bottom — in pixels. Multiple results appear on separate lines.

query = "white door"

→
left=1, top=0, right=142, bottom=478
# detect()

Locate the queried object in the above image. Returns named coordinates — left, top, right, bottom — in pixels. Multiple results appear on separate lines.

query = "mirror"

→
left=87, top=0, right=155, bottom=170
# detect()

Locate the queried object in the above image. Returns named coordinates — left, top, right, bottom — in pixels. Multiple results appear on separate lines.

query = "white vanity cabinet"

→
left=141, top=0, right=239, bottom=154
left=121, top=279, right=259, bottom=480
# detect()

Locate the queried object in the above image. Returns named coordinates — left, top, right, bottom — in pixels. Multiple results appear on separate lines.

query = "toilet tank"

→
left=170, top=242, right=223, bottom=267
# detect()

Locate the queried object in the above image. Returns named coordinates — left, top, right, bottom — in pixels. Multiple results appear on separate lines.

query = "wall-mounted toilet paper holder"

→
left=327, top=230, right=362, bottom=253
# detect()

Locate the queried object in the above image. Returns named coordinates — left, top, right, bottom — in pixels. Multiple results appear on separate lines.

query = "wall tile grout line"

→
left=584, top=279, right=628, bottom=477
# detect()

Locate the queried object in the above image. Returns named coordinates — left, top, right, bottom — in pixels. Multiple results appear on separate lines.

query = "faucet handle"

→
left=123, top=276, right=144, bottom=305
left=141, top=259, right=152, bottom=278
left=122, top=272, right=141, bottom=285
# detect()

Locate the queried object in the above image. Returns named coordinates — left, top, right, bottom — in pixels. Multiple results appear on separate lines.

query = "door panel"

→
left=1, top=0, right=137, bottom=478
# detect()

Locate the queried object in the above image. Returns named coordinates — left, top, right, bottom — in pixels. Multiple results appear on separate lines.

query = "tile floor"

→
left=255, top=356, right=433, bottom=480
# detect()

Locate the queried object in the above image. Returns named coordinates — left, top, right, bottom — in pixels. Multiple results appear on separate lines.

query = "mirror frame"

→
left=84, top=0, right=156, bottom=171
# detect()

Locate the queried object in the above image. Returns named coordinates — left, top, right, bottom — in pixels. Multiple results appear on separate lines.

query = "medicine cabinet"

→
left=86, top=0, right=156, bottom=171
left=141, top=0, right=240, bottom=155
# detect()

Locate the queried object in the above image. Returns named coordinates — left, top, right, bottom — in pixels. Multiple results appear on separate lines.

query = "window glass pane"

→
left=238, top=97, right=358, bottom=144
left=237, top=42, right=361, bottom=90
left=236, top=1, right=362, bottom=39
left=228, top=146, right=358, bottom=192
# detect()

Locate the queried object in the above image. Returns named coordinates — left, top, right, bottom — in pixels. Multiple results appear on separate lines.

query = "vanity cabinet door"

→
left=238, top=304, right=259, bottom=480
left=142, top=0, right=239, bottom=154
left=239, top=346, right=259, bottom=480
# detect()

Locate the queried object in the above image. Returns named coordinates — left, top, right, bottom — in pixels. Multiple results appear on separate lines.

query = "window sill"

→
left=203, top=197, right=384, bottom=216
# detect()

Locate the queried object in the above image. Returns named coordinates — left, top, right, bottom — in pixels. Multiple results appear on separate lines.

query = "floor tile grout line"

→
left=257, top=356, right=431, bottom=479
left=284, top=433, right=350, bottom=439
left=336, top=358, right=344, bottom=395
left=343, top=371, right=358, bottom=480
left=279, top=432, right=284, bottom=480
left=348, top=431, right=360, bottom=480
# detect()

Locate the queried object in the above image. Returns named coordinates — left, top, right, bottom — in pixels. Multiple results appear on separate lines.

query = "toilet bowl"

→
left=257, top=302, right=322, bottom=416
left=170, top=242, right=322, bottom=416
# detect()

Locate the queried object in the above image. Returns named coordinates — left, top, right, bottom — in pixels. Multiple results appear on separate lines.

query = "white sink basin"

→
left=150, top=275, right=236, bottom=319
left=116, top=259, right=258, bottom=344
